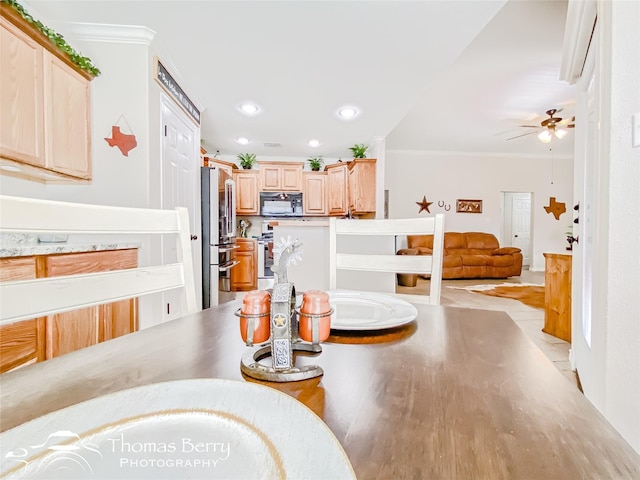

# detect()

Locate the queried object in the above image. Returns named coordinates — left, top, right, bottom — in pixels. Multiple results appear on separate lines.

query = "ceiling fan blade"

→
left=518, top=125, right=540, bottom=128
left=506, top=131, right=539, bottom=141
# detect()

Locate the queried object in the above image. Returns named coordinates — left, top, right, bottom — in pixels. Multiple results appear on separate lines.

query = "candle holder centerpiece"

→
left=238, top=236, right=332, bottom=382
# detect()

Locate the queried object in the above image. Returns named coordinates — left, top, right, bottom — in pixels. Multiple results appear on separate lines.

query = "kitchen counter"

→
left=0, top=240, right=141, bottom=258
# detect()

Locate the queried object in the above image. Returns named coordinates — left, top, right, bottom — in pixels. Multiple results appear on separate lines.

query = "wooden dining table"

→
left=1, top=298, right=639, bottom=479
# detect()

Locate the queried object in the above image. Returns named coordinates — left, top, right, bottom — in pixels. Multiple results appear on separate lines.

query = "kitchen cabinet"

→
left=44, top=249, right=138, bottom=357
left=348, top=159, right=376, bottom=215
left=0, top=249, right=138, bottom=371
left=0, top=257, right=44, bottom=373
left=259, top=161, right=303, bottom=192
left=233, top=170, right=260, bottom=215
left=0, top=5, right=94, bottom=183
left=303, top=171, right=328, bottom=216
left=325, top=163, right=349, bottom=216
left=230, top=239, right=257, bottom=291
left=543, top=253, right=572, bottom=342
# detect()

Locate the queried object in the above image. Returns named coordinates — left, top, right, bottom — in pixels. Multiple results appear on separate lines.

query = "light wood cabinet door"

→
left=0, top=5, right=93, bottom=182
left=234, top=170, right=260, bottom=215
left=326, top=163, right=348, bottom=216
left=348, top=159, right=376, bottom=214
left=0, top=257, right=45, bottom=373
left=303, top=171, right=327, bottom=216
left=259, top=162, right=303, bottom=191
left=44, top=50, right=91, bottom=179
left=230, top=239, right=257, bottom=291
left=0, top=17, right=44, bottom=167
left=44, top=249, right=138, bottom=358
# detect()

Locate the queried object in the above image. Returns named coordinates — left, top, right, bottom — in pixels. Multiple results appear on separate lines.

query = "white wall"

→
left=597, top=0, right=640, bottom=453
left=384, top=150, right=573, bottom=271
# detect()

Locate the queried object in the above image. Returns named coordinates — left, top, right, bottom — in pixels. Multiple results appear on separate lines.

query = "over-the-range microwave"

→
left=260, top=192, right=303, bottom=217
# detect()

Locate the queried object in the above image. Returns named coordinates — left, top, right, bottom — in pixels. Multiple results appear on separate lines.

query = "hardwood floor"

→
left=397, top=269, right=579, bottom=388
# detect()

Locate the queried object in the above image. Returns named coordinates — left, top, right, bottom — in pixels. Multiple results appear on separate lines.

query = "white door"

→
left=161, top=94, right=201, bottom=321
left=502, top=192, right=532, bottom=266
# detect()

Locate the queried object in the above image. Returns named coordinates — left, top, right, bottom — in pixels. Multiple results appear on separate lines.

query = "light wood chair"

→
left=328, top=215, right=445, bottom=305
left=0, top=195, right=198, bottom=326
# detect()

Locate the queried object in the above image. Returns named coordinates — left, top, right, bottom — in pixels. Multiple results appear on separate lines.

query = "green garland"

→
left=3, top=0, right=100, bottom=77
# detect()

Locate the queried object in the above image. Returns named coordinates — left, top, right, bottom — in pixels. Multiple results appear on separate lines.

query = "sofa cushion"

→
left=443, top=232, right=467, bottom=249
left=465, top=232, right=499, bottom=250
left=443, top=255, right=463, bottom=268
left=461, top=254, right=492, bottom=266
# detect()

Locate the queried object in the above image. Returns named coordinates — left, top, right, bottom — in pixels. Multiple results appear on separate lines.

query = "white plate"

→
left=328, top=290, right=418, bottom=330
left=0, top=379, right=355, bottom=480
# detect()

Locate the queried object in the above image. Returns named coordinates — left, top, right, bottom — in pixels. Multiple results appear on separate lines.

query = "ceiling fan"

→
left=507, top=109, right=575, bottom=143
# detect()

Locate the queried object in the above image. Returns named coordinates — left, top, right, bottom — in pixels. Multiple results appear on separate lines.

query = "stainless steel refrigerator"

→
left=201, top=166, right=238, bottom=308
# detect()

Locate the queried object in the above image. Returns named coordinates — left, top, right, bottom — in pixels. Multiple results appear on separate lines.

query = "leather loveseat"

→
left=399, top=232, right=523, bottom=279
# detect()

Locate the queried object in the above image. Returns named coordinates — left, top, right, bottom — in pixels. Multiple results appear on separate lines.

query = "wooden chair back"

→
left=0, top=195, right=198, bottom=326
left=328, top=215, right=445, bottom=305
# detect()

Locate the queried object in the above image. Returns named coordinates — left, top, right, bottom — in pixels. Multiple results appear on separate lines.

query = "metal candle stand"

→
left=238, top=282, right=333, bottom=382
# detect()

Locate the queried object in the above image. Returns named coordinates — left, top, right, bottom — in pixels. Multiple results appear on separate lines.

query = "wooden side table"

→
left=543, top=253, right=572, bottom=342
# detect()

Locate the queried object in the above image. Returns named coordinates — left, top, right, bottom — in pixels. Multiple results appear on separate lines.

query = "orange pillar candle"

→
left=240, top=290, right=271, bottom=345
left=299, top=290, right=332, bottom=343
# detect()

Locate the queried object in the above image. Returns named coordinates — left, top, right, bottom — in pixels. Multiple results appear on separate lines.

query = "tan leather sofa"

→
left=400, top=232, right=523, bottom=279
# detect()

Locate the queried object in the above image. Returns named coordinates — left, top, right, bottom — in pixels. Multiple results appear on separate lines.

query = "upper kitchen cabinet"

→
left=0, top=3, right=96, bottom=183
left=302, top=171, right=327, bottom=216
left=233, top=169, right=260, bottom=215
left=325, top=162, right=349, bottom=216
left=348, top=159, right=376, bottom=215
left=259, top=161, right=303, bottom=192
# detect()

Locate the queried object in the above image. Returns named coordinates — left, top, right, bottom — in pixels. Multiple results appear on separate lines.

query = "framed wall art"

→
left=456, top=199, right=482, bottom=213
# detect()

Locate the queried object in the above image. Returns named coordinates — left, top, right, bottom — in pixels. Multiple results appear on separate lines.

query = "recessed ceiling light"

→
left=239, top=103, right=260, bottom=115
left=235, top=137, right=250, bottom=145
left=338, top=107, right=358, bottom=119
left=308, top=139, right=321, bottom=148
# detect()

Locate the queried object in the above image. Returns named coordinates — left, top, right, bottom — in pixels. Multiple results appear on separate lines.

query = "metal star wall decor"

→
left=416, top=196, right=433, bottom=214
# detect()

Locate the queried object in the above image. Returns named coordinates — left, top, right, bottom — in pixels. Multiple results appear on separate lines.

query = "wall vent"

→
left=263, top=142, right=282, bottom=148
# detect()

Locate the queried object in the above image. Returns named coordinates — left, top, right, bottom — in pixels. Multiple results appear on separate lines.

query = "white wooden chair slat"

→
left=329, top=215, right=445, bottom=306
left=0, top=195, right=198, bottom=326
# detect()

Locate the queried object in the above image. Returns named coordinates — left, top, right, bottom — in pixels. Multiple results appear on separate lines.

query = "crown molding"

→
left=386, top=149, right=573, bottom=161
left=67, top=23, right=156, bottom=45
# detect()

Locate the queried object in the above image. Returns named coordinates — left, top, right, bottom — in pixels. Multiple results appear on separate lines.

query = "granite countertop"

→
left=0, top=234, right=141, bottom=258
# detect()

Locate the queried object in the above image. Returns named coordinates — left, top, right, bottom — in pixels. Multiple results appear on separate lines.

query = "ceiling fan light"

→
left=554, top=128, right=568, bottom=139
left=538, top=130, right=552, bottom=143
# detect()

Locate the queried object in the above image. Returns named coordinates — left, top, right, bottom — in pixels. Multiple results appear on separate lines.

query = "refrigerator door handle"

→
left=225, top=179, right=236, bottom=238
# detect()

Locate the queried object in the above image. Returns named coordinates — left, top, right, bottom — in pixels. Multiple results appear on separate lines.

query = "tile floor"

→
left=397, top=269, right=580, bottom=388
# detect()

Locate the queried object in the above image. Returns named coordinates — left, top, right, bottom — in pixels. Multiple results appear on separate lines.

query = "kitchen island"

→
left=1, top=299, right=638, bottom=478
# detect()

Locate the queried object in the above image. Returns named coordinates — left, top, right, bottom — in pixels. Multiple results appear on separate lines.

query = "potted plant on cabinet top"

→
left=307, top=156, right=324, bottom=171
left=237, top=153, right=256, bottom=169
left=349, top=144, right=368, bottom=159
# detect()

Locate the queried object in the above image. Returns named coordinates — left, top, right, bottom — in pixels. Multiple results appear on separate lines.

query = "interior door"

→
left=161, top=94, right=200, bottom=321
left=502, top=192, right=532, bottom=266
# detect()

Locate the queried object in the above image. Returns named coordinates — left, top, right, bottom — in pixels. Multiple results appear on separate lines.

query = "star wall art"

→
left=416, top=196, right=433, bottom=214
